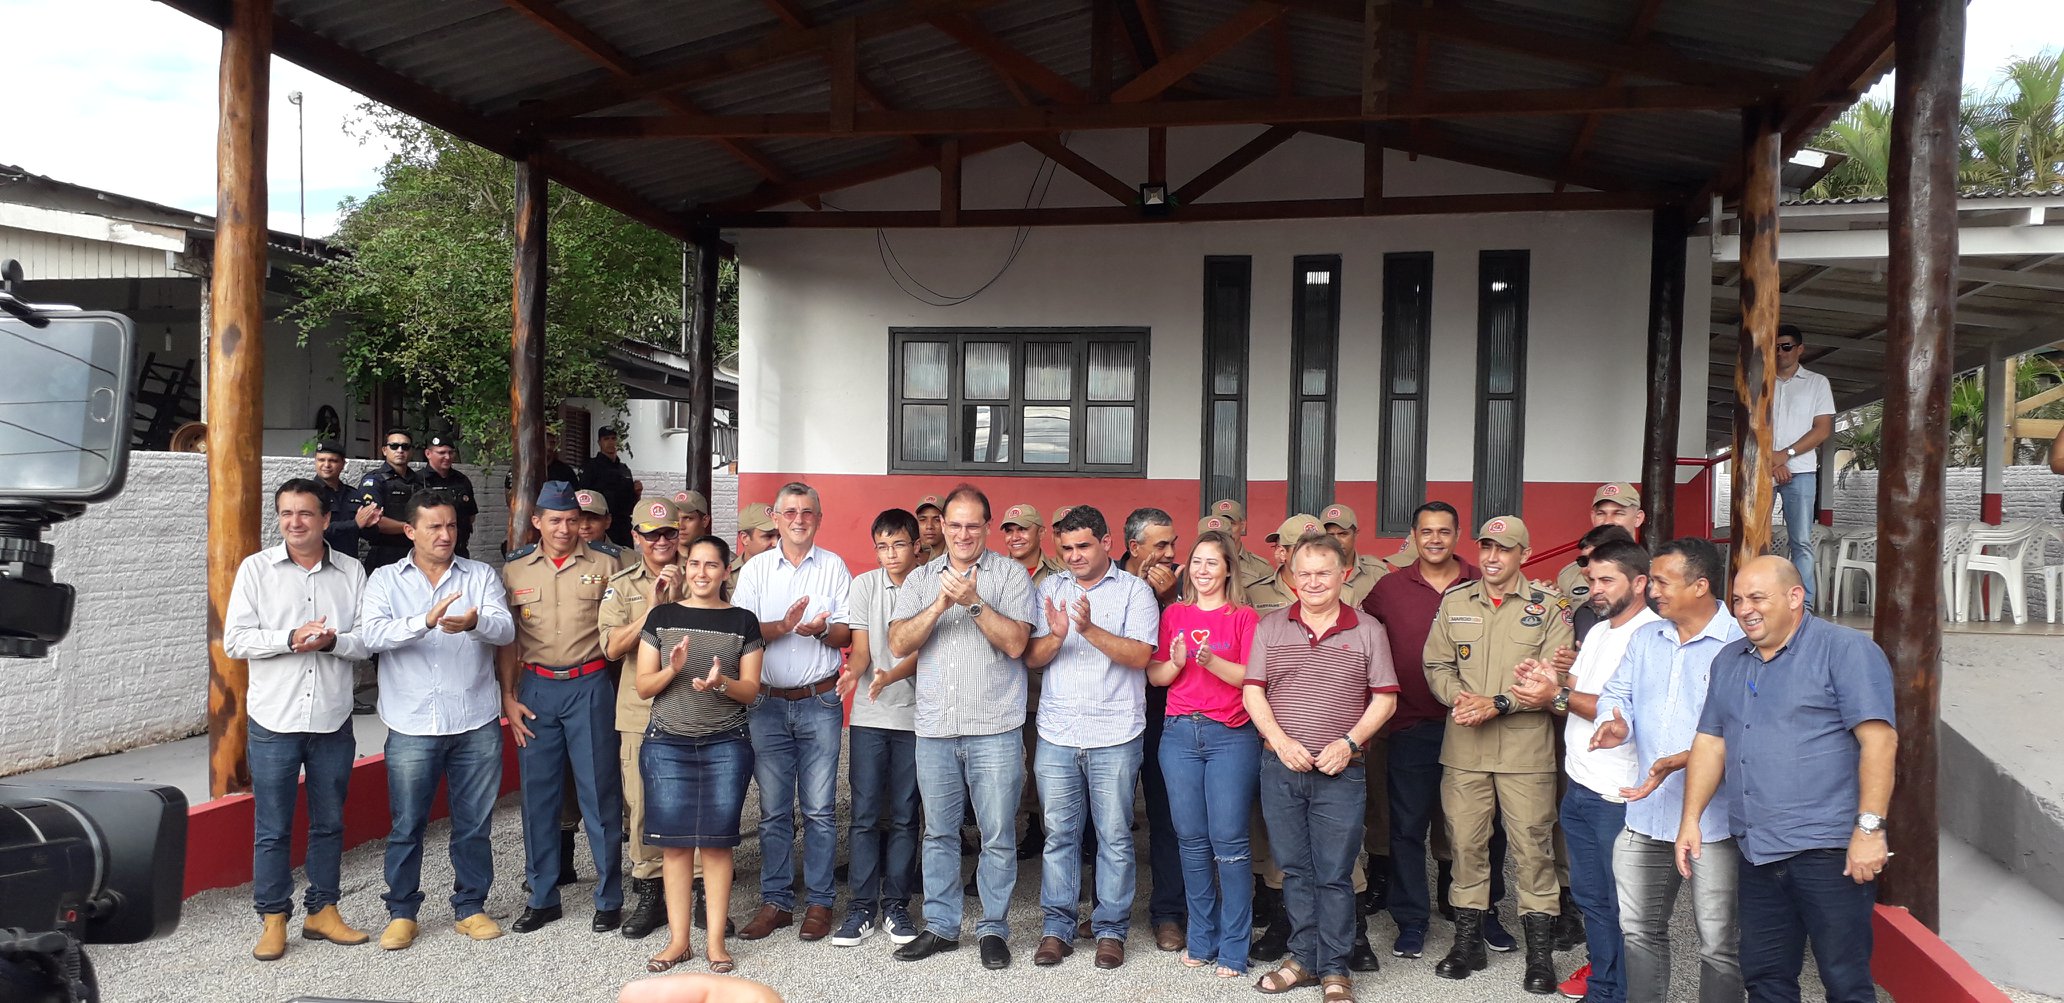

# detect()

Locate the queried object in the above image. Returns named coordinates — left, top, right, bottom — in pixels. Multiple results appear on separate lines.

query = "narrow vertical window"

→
left=1289, top=255, right=1341, bottom=515
left=1201, top=256, right=1250, bottom=511
left=1378, top=252, right=1433, bottom=535
left=1474, top=250, right=1530, bottom=522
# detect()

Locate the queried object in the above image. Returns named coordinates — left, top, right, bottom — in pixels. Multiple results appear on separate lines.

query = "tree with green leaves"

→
left=1807, top=50, right=2064, bottom=200
left=290, top=106, right=738, bottom=463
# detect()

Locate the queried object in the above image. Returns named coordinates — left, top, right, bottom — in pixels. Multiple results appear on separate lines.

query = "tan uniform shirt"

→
left=598, top=559, right=677, bottom=733
left=1248, top=573, right=1296, bottom=614
left=502, top=542, right=612, bottom=669
left=1235, top=548, right=1276, bottom=592
left=1340, top=553, right=1389, bottom=608
left=1423, top=577, right=1576, bottom=774
left=1023, top=554, right=1066, bottom=588
left=1555, top=561, right=1590, bottom=607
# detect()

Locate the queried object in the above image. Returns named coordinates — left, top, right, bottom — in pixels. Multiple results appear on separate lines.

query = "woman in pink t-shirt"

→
left=1147, top=529, right=1261, bottom=976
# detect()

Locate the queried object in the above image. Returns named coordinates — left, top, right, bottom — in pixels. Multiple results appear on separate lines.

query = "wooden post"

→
left=686, top=227, right=720, bottom=500
left=508, top=157, right=548, bottom=553
left=1730, top=106, right=1780, bottom=579
left=1875, top=0, right=1962, bottom=931
left=1642, top=204, right=1687, bottom=544
left=205, top=0, right=269, bottom=800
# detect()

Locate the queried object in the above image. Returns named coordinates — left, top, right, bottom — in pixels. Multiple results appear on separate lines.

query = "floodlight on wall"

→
left=1140, top=181, right=1171, bottom=217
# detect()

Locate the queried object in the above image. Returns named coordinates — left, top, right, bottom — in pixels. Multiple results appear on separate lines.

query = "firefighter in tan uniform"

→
left=499, top=481, right=625, bottom=933
left=728, top=502, right=777, bottom=595
left=1320, top=502, right=1390, bottom=608
left=1424, top=516, right=1576, bottom=990
left=597, top=497, right=687, bottom=940
left=1000, top=502, right=1066, bottom=852
left=1206, top=498, right=1278, bottom=592
left=1554, top=482, right=1646, bottom=605
left=1246, top=514, right=1321, bottom=615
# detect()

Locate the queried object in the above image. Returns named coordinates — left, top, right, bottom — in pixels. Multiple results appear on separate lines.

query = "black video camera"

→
left=1, top=261, right=183, bottom=1002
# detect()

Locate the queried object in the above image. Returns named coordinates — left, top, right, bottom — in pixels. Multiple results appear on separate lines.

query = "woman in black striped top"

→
left=635, top=535, right=764, bottom=974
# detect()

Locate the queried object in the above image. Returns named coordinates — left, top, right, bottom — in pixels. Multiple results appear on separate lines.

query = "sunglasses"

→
left=639, top=528, right=681, bottom=541
left=385, top=442, right=412, bottom=450
left=1776, top=342, right=1800, bottom=353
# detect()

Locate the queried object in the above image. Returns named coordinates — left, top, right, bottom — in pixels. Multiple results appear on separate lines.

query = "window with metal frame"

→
left=1378, top=252, right=1434, bottom=536
left=888, top=328, right=1149, bottom=476
left=1201, top=256, right=1251, bottom=512
left=1288, top=255, right=1341, bottom=515
left=1473, top=250, right=1530, bottom=523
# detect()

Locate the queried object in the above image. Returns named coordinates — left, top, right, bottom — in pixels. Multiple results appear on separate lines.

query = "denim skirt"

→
left=640, top=727, right=754, bottom=848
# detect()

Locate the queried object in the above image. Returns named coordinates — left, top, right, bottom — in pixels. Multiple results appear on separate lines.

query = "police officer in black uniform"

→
left=357, top=428, right=424, bottom=571
left=311, top=440, right=362, bottom=560
left=578, top=426, right=637, bottom=548
left=418, top=435, right=481, bottom=559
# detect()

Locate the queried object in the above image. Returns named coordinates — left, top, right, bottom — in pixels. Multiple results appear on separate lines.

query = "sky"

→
left=3, top=0, right=2063, bottom=241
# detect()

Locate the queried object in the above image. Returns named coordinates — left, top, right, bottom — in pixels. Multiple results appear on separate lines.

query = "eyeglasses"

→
left=776, top=508, right=819, bottom=522
left=1575, top=555, right=1591, bottom=567
left=384, top=442, right=411, bottom=450
left=1776, top=342, right=1800, bottom=353
left=638, top=528, right=681, bottom=541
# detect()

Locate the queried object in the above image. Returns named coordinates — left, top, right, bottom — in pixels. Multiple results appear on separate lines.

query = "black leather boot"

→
left=690, top=878, right=730, bottom=936
left=1552, top=888, right=1585, bottom=951
left=620, top=876, right=664, bottom=939
left=1251, top=882, right=1281, bottom=931
left=1436, top=859, right=1456, bottom=921
left=1249, top=902, right=1291, bottom=963
left=556, top=829, right=580, bottom=886
left=1358, top=854, right=1392, bottom=916
left=1348, top=919, right=1381, bottom=972
left=1520, top=911, right=1556, bottom=994
left=1433, top=908, right=1487, bottom=980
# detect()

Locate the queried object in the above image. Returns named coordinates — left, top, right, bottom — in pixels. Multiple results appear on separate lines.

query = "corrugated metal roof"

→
left=178, top=0, right=1897, bottom=228
left=1785, top=186, right=2064, bottom=206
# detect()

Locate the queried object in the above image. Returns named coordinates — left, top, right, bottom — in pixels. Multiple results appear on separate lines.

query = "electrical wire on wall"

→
left=852, top=135, right=1064, bottom=308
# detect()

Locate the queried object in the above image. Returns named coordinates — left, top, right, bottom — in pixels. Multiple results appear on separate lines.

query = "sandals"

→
left=707, top=956, right=736, bottom=974
left=1255, top=958, right=1318, bottom=994
left=1180, top=952, right=1208, bottom=968
left=1320, top=974, right=1357, bottom=1002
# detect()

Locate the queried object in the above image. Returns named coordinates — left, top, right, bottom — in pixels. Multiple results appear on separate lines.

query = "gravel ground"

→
left=87, top=786, right=1931, bottom=1003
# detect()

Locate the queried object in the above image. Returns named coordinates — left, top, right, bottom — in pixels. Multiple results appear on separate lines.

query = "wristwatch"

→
left=1785, top=447, right=1798, bottom=459
left=1855, top=812, right=1886, bottom=834
left=1492, top=694, right=1514, bottom=716
left=1344, top=735, right=1362, bottom=755
left=710, top=679, right=729, bottom=695
left=967, top=603, right=984, bottom=618
left=1552, top=687, right=1571, bottom=714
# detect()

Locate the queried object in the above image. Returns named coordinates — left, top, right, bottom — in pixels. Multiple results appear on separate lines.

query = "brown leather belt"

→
left=528, top=659, right=607, bottom=681
left=764, top=675, right=838, bottom=701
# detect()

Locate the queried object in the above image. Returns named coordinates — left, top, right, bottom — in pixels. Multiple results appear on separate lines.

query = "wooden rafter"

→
left=1272, top=17, right=1296, bottom=96
left=499, top=0, right=812, bottom=206
left=710, top=134, right=1029, bottom=212
left=523, top=0, right=1003, bottom=124
left=548, top=86, right=1767, bottom=139
left=1361, top=0, right=1387, bottom=117
left=1400, top=0, right=1432, bottom=154
left=1174, top=125, right=1298, bottom=203
left=1111, top=2, right=1286, bottom=103
left=928, top=13, right=1090, bottom=104
left=707, top=189, right=1664, bottom=228
left=1300, top=120, right=1668, bottom=198
left=1555, top=0, right=1667, bottom=192
left=1123, top=0, right=1168, bottom=63
left=1022, top=135, right=1137, bottom=204
left=757, top=0, right=902, bottom=112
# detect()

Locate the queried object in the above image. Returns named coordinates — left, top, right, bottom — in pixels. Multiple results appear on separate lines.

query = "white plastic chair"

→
left=1830, top=529, right=1878, bottom=616
left=1811, top=524, right=1839, bottom=609
left=2031, top=526, right=2064, bottom=625
left=1959, top=521, right=2045, bottom=625
left=1939, top=522, right=1975, bottom=621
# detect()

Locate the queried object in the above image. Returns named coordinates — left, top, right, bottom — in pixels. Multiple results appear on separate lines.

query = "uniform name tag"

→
left=511, top=587, right=539, bottom=603
left=1448, top=615, right=1484, bottom=624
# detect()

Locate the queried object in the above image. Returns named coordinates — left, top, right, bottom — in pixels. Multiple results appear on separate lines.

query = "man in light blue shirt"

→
left=359, top=490, right=514, bottom=950
left=1591, top=537, right=1742, bottom=1003
left=1022, top=505, right=1160, bottom=969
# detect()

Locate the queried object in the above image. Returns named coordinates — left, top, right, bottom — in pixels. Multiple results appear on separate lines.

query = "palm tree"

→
left=1805, top=49, right=2064, bottom=198
left=1805, top=98, right=1895, bottom=199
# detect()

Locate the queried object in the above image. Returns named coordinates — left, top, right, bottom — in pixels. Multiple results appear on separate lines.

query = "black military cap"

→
left=597, top=425, right=620, bottom=439
left=426, top=436, right=456, bottom=449
left=314, top=440, right=345, bottom=456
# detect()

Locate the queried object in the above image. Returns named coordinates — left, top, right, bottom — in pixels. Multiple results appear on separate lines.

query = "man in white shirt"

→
left=223, top=478, right=375, bottom=961
left=731, top=481, right=853, bottom=942
left=1516, top=538, right=1660, bottom=1003
left=1770, top=325, right=1836, bottom=609
left=359, top=489, right=515, bottom=950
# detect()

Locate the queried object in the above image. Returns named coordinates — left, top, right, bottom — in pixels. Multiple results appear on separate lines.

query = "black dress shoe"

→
left=557, top=829, right=580, bottom=887
left=979, top=934, right=1011, bottom=969
left=1016, top=820, right=1045, bottom=860
left=963, top=873, right=980, bottom=898
left=591, top=908, right=622, bottom=933
left=1349, top=925, right=1382, bottom=972
left=893, top=930, right=960, bottom=961
left=512, top=906, right=562, bottom=933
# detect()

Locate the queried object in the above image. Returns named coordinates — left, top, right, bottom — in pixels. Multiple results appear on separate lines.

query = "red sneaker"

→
left=1559, top=961, right=1592, bottom=999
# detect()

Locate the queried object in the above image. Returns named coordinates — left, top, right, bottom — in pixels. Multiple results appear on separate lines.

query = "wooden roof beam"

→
left=1175, top=125, right=1298, bottom=203
left=1299, top=120, right=1670, bottom=198
left=549, top=86, right=1768, bottom=139
left=757, top=0, right=904, bottom=113
left=1555, top=0, right=1667, bottom=191
left=708, top=189, right=1664, bottom=227
left=1022, top=135, right=1137, bottom=204
left=1111, top=2, right=1286, bottom=103
left=928, top=13, right=1090, bottom=104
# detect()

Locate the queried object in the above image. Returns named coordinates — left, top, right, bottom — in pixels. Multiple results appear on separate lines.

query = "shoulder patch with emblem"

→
left=1520, top=615, right=1543, bottom=627
left=505, top=543, right=538, bottom=562
left=1456, top=643, right=1472, bottom=660
left=602, top=586, right=616, bottom=601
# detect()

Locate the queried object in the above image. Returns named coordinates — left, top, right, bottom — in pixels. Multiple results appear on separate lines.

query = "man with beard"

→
left=1556, top=485, right=1645, bottom=608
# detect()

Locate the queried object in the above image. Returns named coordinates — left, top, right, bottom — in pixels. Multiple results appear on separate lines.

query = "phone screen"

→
left=0, top=312, right=133, bottom=498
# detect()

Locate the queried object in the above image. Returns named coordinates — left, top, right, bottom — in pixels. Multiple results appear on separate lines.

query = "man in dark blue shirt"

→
left=1677, top=556, right=1896, bottom=1003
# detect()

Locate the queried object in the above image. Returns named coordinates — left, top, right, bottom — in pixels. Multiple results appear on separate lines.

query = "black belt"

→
left=765, top=676, right=837, bottom=701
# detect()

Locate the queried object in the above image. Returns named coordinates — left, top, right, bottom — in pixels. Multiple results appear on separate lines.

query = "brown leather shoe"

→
left=302, top=905, right=370, bottom=945
left=797, top=904, right=835, bottom=941
left=1095, top=937, right=1126, bottom=969
left=1033, top=935, right=1073, bottom=966
left=253, top=913, right=288, bottom=961
left=1076, top=917, right=1092, bottom=941
left=738, top=904, right=792, bottom=941
left=1154, top=920, right=1184, bottom=952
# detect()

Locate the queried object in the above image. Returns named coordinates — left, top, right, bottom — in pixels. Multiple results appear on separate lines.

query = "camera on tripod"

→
left=1, top=259, right=186, bottom=1002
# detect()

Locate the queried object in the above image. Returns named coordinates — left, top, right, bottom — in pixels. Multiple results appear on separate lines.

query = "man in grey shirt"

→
left=887, top=485, right=1038, bottom=970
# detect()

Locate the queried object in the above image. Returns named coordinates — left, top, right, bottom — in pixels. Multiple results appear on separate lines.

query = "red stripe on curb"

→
left=1872, top=904, right=2011, bottom=1003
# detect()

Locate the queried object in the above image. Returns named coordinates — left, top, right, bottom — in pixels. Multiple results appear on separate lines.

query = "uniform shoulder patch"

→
left=590, top=541, right=623, bottom=557
left=607, top=563, right=646, bottom=582
left=358, top=472, right=381, bottom=487
left=505, top=543, right=538, bottom=561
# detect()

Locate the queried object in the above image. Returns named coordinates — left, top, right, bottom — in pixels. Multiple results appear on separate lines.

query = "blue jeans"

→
left=1259, top=755, right=1365, bottom=979
left=1776, top=475, right=1818, bottom=607
left=1738, top=848, right=1877, bottom=1003
left=1035, top=735, right=1144, bottom=941
left=749, top=690, right=844, bottom=910
left=516, top=670, right=623, bottom=911
left=1158, top=713, right=1260, bottom=970
left=248, top=718, right=356, bottom=917
left=383, top=720, right=503, bottom=920
left=916, top=730, right=1024, bottom=941
left=1386, top=720, right=1505, bottom=929
left=848, top=725, right=920, bottom=912
left=1560, top=784, right=1628, bottom=1003
left=1141, top=685, right=1185, bottom=924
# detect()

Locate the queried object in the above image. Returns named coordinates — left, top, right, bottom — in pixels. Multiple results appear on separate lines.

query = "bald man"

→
left=1678, top=556, right=1896, bottom=1003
